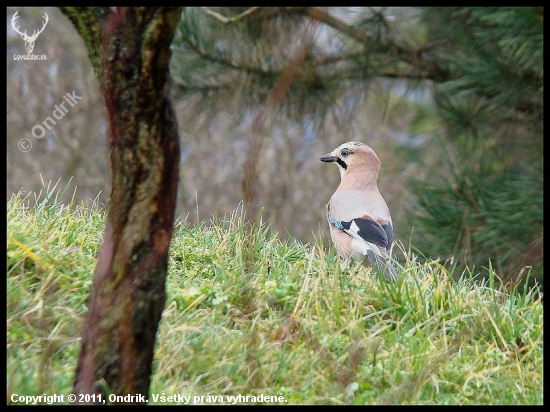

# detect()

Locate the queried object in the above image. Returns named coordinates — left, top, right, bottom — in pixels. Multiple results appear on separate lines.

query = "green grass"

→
left=7, top=187, right=543, bottom=405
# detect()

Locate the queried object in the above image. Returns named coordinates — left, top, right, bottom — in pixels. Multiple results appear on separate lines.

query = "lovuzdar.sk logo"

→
left=11, top=10, right=48, bottom=61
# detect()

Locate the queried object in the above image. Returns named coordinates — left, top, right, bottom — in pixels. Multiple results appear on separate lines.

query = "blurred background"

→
left=7, top=7, right=543, bottom=287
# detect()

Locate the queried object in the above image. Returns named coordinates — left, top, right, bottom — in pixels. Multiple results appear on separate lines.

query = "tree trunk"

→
left=60, top=7, right=182, bottom=403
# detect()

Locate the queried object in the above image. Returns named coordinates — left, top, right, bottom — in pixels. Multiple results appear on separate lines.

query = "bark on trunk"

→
left=60, top=7, right=182, bottom=403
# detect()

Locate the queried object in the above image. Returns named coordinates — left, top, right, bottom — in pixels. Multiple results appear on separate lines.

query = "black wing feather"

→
left=380, top=222, right=393, bottom=252
left=329, top=215, right=393, bottom=251
left=349, top=218, right=389, bottom=249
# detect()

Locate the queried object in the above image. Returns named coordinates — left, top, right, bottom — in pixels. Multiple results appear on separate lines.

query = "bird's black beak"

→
left=320, top=153, right=337, bottom=163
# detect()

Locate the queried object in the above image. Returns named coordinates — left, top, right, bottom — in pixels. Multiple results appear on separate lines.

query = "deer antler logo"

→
left=11, top=10, right=49, bottom=54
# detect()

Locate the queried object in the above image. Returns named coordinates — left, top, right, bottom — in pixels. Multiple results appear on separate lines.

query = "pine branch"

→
left=177, top=36, right=278, bottom=77
left=301, top=7, right=452, bottom=82
left=199, top=7, right=261, bottom=24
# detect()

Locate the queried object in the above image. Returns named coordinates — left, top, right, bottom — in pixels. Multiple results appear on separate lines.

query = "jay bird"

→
left=320, top=141, right=399, bottom=281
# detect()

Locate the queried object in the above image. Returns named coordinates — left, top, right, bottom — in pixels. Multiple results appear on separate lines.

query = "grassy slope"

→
left=7, top=190, right=543, bottom=405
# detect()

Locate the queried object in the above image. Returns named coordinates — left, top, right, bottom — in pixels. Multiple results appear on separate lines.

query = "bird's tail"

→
left=383, top=261, right=399, bottom=282
left=366, top=250, right=399, bottom=281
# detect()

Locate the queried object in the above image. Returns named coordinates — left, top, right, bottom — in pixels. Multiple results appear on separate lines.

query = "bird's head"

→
left=320, top=141, right=381, bottom=183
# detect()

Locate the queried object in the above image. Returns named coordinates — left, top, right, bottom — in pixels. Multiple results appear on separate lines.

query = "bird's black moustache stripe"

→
left=337, top=158, right=347, bottom=170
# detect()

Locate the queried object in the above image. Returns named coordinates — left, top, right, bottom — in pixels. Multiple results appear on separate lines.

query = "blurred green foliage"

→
left=406, top=8, right=543, bottom=286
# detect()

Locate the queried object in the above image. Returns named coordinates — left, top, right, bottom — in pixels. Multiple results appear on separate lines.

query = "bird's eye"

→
left=340, top=148, right=350, bottom=158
